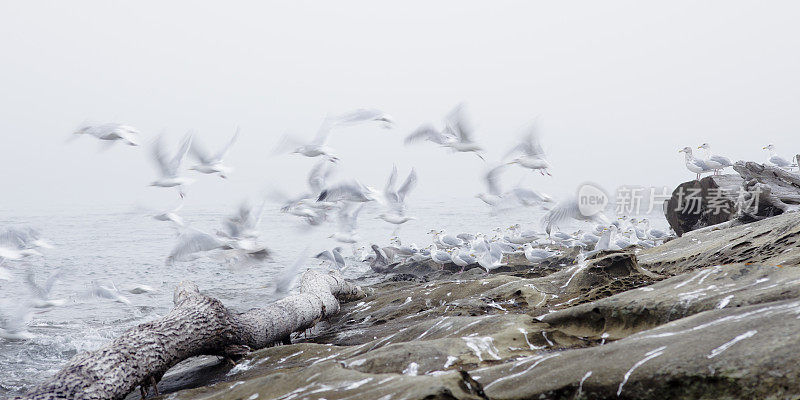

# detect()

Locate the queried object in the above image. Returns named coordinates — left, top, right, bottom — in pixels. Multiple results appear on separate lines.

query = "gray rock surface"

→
left=144, top=210, right=800, bottom=399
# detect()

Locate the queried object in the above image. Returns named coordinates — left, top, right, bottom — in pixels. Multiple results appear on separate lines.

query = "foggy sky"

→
left=2, top=1, right=799, bottom=211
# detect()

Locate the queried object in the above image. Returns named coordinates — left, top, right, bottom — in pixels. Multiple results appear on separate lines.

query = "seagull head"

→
left=698, top=143, right=710, bottom=150
left=763, top=144, right=775, bottom=151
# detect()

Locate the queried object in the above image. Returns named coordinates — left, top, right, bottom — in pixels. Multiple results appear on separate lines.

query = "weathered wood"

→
left=15, top=270, right=364, bottom=400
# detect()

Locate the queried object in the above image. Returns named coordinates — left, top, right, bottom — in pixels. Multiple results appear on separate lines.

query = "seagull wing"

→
left=397, top=168, right=418, bottom=203
left=485, top=164, right=506, bottom=196
left=275, top=249, right=308, bottom=294
left=404, top=124, right=445, bottom=145
left=446, top=104, right=476, bottom=143
left=314, top=250, right=335, bottom=264
left=212, top=127, right=239, bottom=162
left=169, top=229, right=226, bottom=261
left=168, top=133, right=193, bottom=175
left=331, top=108, right=387, bottom=126
left=190, top=136, right=214, bottom=164
left=307, top=159, right=332, bottom=194
left=311, top=116, right=336, bottom=145
left=384, top=164, right=398, bottom=197
left=317, top=181, right=366, bottom=202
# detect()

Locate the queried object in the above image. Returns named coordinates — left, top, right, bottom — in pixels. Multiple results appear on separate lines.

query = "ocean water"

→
left=0, top=199, right=668, bottom=397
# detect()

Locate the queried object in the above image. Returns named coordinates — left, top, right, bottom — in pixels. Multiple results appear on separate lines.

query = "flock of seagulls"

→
left=2, top=103, right=683, bottom=341
left=363, top=215, right=671, bottom=276
left=680, top=143, right=798, bottom=179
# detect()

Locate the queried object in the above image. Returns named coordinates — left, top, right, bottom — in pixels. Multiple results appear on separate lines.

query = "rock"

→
left=664, top=174, right=742, bottom=236
left=639, top=211, right=800, bottom=276
left=665, top=161, right=800, bottom=236
left=26, top=206, right=800, bottom=400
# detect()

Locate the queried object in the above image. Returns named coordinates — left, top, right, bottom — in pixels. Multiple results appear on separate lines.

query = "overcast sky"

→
left=2, top=1, right=799, bottom=211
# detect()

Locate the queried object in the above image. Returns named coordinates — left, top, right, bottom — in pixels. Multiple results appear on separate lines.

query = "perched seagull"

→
left=450, top=248, right=477, bottom=273
left=405, top=104, right=485, bottom=160
left=477, top=249, right=505, bottom=275
left=25, top=269, right=66, bottom=308
left=428, top=245, right=453, bottom=269
left=679, top=147, right=712, bottom=180
left=593, top=226, right=622, bottom=253
left=0, top=303, right=33, bottom=340
left=315, top=247, right=346, bottom=270
left=522, top=243, right=556, bottom=263
left=640, top=218, right=668, bottom=241
left=429, top=229, right=464, bottom=248
left=150, top=132, right=194, bottom=198
left=698, top=143, right=732, bottom=175
left=763, top=144, right=793, bottom=169
left=274, top=109, right=393, bottom=162
left=189, top=127, right=239, bottom=178
left=73, top=123, right=140, bottom=147
left=379, top=166, right=418, bottom=226
left=505, top=123, right=551, bottom=176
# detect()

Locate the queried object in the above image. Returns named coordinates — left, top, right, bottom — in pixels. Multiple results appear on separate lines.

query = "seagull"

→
left=216, top=200, right=271, bottom=262
left=450, top=248, right=477, bottom=273
left=509, top=187, right=554, bottom=207
left=640, top=218, right=668, bottom=240
left=165, top=228, right=229, bottom=265
left=73, top=123, right=140, bottom=147
left=150, top=132, right=194, bottom=198
left=274, top=250, right=309, bottom=294
left=475, top=164, right=506, bottom=207
left=378, top=166, right=418, bottom=226
left=505, top=123, right=551, bottom=175
left=317, top=180, right=382, bottom=204
left=540, top=197, right=610, bottom=237
left=25, top=269, right=66, bottom=308
left=332, top=108, right=394, bottom=128
left=0, top=227, right=53, bottom=251
left=522, top=243, right=556, bottom=263
left=152, top=200, right=185, bottom=228
left=678, top=147, right=712, bottom=180
left=405, top=104, right=485, bottom=160
left=593, top=226, right=622, bottom=253
left=476, top=248, right=505, bottom=275
left=89, top=281, right=131, bottom=305
left=0, top=303, right=33, bottom=340
left=315, top=247, right=346, bottom=270
left=274, top=109, right=393, bottom=162
left=763, top=144, right=793, bottom=169
left=428, top=245, right=453, bottom=269
left=330, top=202, right=365, bottom=244
left=370, top=244, right=393, bottom=272
left=697, top=143, right=732, bottom=175
left=189, top=127, right=239, bottom=178
left=429, top=229, right=465, bottom=248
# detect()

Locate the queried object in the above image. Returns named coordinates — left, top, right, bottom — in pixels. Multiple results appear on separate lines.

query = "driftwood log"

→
left=665, top=161, right=800, bottom=236
left=16, top=270, right=364, bottom=400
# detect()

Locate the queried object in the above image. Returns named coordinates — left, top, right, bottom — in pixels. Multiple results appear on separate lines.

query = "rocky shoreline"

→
left=127, top=209, right=800, bottom=400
